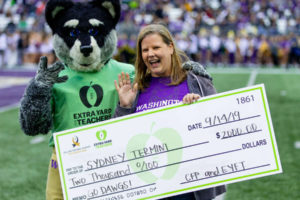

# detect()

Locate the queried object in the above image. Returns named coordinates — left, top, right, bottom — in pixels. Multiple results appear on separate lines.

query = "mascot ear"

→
left=91, top=0, right=121, bottom=26
left=45, top=0, right=74, bottom=32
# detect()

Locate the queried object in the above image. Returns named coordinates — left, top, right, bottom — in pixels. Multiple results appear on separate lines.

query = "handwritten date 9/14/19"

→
left=188, top=94, right=257, bottom=131
left=188, top=111, right=241, bottom=131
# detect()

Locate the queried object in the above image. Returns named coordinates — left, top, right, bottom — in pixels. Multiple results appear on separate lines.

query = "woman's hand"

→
left=114, top=72, right=138, bottom=108
left=182, top=93, right=201, bottom=104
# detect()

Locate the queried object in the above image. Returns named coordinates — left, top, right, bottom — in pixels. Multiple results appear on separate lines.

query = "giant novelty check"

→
left=54, top=84, right=282, bottom=200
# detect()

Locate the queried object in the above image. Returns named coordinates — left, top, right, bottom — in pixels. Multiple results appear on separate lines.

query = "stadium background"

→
left=0, top=0, right=299, bottom=200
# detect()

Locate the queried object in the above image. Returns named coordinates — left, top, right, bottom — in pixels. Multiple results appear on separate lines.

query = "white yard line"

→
left=0, top=102, right=46, bottom=145
left=0, top=77, right=31, bottom=89
left=0, top=103, right=19, bottom=113
left=210, top=68, right=259, bottom=200
left=0, top=104, right=46, bottom=145
left=247, top=70, right=258, bottom=86
left=30, top=135, right=46, bottom=144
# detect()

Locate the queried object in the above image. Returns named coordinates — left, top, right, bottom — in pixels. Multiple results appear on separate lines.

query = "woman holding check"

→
left=114, top=24, right=225, bottom=200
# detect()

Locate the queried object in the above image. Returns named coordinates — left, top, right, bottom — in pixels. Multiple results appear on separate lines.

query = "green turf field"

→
left=0, top=68, right=299, bottom=200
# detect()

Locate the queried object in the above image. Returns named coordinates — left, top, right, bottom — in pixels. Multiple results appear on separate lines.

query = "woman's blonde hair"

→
left=134, top=24, right=188, bottom=90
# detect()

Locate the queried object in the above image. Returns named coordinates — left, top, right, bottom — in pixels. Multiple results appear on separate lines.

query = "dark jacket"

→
left=114, top=72, right=226, bottom=200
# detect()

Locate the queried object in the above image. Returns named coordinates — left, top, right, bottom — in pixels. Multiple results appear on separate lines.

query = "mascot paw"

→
left=182, top=61, right=212, bottom=80
left=35, top=56, right=68, bottom=87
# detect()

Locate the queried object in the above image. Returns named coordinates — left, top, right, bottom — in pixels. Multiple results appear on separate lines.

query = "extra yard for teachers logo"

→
left=79, top=81, right=103, bottom=108
left=73, top=82, right=112, bottom=126
left=94, top=129, right=112, bottom=149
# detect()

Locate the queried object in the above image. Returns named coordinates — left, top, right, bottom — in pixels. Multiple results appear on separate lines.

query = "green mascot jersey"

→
left=48, top=59, right=135, bottom=147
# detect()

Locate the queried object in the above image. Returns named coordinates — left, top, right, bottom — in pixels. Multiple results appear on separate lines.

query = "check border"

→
left=54, top=84, right=281, bottom=200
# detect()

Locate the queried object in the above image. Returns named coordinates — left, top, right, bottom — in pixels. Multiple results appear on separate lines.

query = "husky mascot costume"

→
left=19, top=0, right=222, bottom=199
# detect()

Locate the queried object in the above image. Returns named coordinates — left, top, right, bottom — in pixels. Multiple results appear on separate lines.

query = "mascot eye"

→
left=88, top=28, right=99, bottom=36
left=70, top=29, right=80, bottom=37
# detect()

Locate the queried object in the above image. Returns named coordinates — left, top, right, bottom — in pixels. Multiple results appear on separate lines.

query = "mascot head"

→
left=45, top=0, right=121, bottom=72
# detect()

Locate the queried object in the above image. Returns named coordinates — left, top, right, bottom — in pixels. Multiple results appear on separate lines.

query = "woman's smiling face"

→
left=141, top=33, right=174, bottom=77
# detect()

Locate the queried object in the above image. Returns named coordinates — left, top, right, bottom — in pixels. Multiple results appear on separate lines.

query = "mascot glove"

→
left=182, top=61, right=212, bottom=81
left=35, top=56, right=68, bottom=87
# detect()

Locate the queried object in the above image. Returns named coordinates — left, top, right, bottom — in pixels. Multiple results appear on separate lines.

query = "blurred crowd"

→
left=0, top=0, right=55, bottom=68
left=117, top=0, right=300, bottom=68
left=0, top=0, right=299, bottom=69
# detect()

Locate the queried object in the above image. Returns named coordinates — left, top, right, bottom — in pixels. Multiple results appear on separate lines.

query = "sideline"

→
left=247, top=70, right=258, bottom=86
left=207, top=67, right=300, bottom=75
left=0, top=104, right=46, bottom=145
left=0, top=103, right=19, bottom=113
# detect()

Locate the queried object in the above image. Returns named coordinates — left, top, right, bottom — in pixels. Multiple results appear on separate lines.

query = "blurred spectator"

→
left=5, top=18, right=19, bottom=68
left=237, top=31, right=250, bottom=64
left=0, top=30, right=7, bottom=68
left=117, top=11, right=139, bottom=39
left=17, top=31, right=29, bottom=66
left=258, top=35, right=271, bottom=66
left=270, top=36, right=280, bottom=66
left=18, top=13, right=28, bottom=31
left=248, top=34, right=259, bottom=65
left=40, top=31, right=56, bottom=64
left=189, top=31, right=199, bottom=61
left=176, top=32, right=189, bottom=54
left=287, top=37, right=300, bottom=68
left=24, top=31, right=42, bottom=64
left=209, top=26, right=222, bottom=65
left=224, top=31, right=237, bottom=65
left=197, top=28, right=209, bottom=64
